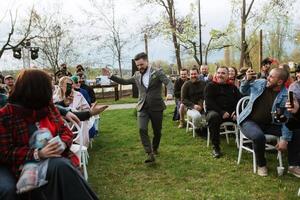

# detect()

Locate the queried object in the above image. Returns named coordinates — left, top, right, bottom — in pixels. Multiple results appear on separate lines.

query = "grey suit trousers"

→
left=138, top=108, right=163, bottom=154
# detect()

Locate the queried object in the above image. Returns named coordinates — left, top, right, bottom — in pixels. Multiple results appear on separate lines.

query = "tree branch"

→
left=245, top=0, right=255, bottom=19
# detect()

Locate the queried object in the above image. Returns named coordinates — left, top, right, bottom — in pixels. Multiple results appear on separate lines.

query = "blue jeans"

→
left=0, top=165, right=17, bottom=200
left=240, top=120, right=281, bottom=167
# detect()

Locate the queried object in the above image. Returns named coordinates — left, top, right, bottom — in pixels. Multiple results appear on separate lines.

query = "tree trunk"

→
left=172, top=33, right=182, bottom=71
left=167, top=0, right=182, bottom=71
left=244, top=42, right=252, bottom=68
left=240, top=0, right=246, bottom=69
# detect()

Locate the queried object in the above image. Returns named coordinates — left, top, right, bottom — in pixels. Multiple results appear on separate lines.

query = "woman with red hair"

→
left=0, top=69, right=98, bottom=199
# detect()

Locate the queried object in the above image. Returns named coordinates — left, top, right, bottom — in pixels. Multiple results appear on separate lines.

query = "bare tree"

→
left=85, top=0, right=131, bottom=97
left=86, top=0, right=130, bottom=77
left=32, top=10, right=76, bottom=74
left=0, top=8, right=40, bottom=59
left=140, top=0, right=182, bottom=71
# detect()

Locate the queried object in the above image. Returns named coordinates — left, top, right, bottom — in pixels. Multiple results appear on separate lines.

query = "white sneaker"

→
left=257, top=166, right=268, bottom=177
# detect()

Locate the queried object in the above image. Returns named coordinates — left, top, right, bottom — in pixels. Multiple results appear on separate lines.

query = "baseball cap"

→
left=4, top=75, right=13, bottom=80
left=71, top=75, right=79, bottom=84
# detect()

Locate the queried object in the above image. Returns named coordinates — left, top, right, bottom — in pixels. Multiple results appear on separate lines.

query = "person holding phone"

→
left=238, top=67, right=298, bottom=177
left=285, top=65, right=300, bottom=177
left=53, top=76, right=94, bottom=146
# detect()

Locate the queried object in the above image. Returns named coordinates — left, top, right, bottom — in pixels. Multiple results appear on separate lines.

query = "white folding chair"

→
left=203, top=101, right=239, bottom=147
left=64, top=120, right=89, bottom=180
left=207, top=121, right=239, bottom=148
left=185, top=109, right=206, bottom=138
left=236, top=96, right=283, bottom=173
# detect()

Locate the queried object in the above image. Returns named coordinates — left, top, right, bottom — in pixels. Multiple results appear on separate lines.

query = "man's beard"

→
left=266, top=82, right=277, bottom=88
left=140, top=67, right=148, bottom=74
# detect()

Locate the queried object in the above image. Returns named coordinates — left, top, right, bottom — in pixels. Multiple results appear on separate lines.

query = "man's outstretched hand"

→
left=90, top=103, right=109, bottom=116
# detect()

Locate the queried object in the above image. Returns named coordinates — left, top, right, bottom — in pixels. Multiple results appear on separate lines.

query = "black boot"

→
left=144, top=153, right=155, bottom=163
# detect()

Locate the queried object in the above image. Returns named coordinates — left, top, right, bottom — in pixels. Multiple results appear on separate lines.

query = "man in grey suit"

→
left=102, top=52, right=174, bottom=163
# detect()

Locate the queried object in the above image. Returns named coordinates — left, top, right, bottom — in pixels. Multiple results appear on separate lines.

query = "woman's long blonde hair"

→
left=53, top=76, right=73, bottom=102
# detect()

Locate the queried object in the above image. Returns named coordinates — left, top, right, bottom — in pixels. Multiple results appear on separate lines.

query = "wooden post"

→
left=224, top=45, right=230, bottom=66
left=144, top=34, right=148, bottom=55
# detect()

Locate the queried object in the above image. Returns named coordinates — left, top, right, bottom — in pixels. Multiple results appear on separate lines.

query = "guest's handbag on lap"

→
left=16, top=160, right=49, bottom=193
left=17, top=128, right=63, bottom=194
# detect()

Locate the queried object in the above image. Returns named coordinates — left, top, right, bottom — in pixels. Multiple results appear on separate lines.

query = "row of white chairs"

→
left=64, top=119, right=89, bottom=180
left=186, top=96, right=283, bottom=174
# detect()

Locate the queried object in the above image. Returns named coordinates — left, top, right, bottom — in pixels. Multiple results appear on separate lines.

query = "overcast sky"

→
left=0, top=0, right=299, bottom=70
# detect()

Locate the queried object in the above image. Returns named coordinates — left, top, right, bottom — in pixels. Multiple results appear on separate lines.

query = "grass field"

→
left=88, top=106, right=299, bottom=200
left=97, top=96, right=138, bottom=105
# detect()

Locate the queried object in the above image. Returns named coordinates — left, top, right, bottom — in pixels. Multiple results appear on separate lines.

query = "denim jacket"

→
left=238, top=79, right=292, bottom=141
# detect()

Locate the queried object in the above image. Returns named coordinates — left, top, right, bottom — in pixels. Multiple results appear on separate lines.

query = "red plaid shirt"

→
left=0, top=103, right=79, bottom=178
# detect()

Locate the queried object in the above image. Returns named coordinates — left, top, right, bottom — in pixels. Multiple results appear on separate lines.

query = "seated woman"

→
left=53, top=76, right=96, bottom=146
left=0, top=69, right=98, bottom=200
left=228, top=66, right=240, bottom=88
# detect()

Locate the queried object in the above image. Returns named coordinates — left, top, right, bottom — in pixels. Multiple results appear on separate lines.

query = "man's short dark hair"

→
left=190, top=67, right=199, bottom=73
left=261, top=58, right=272, bottom=66
left=134, top=52, right=148, bottom=61
left=180, top=68, right=189, bottom=72
left=216, top=66, right=229, bottom=72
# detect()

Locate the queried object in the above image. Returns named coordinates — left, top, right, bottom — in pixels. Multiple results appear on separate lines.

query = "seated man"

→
left=199, top=65, right=213, bottom=82
left=174, top=68, right=189, bottom=128
left=204, top=66, right=241, bottom=158
left=238, top=68, right=296, bottom=177
left=181, top=67, right=206, bottom=130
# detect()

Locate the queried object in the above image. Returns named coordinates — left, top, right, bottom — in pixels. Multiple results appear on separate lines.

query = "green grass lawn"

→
left=97, top=96, right=138, bottom=105
left=88, top=106, right=299, bottom=200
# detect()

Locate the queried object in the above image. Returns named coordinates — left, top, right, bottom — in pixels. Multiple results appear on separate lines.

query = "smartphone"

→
left=288, top=91, right=294, bottom=108
left=65, top=83, right=72, bottom=97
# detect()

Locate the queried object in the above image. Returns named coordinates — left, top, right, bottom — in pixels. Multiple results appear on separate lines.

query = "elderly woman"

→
left=0, top=69, right=98, bottom=199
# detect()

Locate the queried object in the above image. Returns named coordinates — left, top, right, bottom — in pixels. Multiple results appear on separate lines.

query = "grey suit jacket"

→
left=110, top=67, right=174, bottom=111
